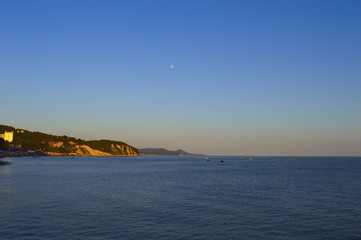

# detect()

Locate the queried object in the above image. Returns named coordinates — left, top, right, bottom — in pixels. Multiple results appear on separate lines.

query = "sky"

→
left=1, top=0, right=360, bottom=156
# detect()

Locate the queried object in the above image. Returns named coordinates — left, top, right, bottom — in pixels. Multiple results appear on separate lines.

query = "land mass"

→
left=139, top=148, right=204, bottom=156
left=0, top=124, right=139, bottom=157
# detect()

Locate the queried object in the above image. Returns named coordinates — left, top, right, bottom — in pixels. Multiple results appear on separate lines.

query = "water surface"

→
left=1, top=156, right=360, bottom=239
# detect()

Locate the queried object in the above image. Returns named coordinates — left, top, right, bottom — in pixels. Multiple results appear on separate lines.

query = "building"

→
left=8, top=143, right=21, bottom=151
left=42, top=139, right=54, bottom=147
left=0, top=131, right=13, bottom=143
left=42, top=139, right=63, bottom=148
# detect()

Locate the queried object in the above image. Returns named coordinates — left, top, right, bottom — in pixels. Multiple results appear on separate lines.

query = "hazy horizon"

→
left=1, top=0, right=360, bottom=156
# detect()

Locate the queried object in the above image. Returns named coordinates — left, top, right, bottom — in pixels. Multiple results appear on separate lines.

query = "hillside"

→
left=0, top=124, right=139, bottom=156
left=139, top=148, right=203, bottom=156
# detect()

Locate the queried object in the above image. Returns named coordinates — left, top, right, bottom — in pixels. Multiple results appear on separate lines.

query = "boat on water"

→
left=0, top=160, right=10, bottom=165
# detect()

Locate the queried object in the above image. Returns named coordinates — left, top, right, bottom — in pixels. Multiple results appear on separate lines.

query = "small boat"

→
left=220, top=160, right=224, bottom=163
left=0, top=160, right=10, bottom=165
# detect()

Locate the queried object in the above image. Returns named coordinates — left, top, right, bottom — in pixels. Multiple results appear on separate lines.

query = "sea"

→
left=1, top=156, right=361, bottom=240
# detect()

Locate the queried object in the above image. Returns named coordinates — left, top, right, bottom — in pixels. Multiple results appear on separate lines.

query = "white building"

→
left=0, top=131, right=13, bottom=142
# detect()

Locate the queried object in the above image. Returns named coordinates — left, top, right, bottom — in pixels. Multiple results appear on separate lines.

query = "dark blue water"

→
left=1, top=156, right=361, bottom=240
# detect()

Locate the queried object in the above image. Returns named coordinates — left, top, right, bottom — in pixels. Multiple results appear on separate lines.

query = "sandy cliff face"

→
left=76, top=144, right=139, bottom=156
left=77, top=145, right=112, bottom=156
left=117, top=144, right=138, bottom=156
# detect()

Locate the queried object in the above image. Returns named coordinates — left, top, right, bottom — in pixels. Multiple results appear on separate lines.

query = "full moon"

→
left=170, top=65, right=174, bottom=69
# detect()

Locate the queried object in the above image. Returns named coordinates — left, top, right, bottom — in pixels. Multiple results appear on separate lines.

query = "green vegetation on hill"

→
left=0, top=125, right=15, bottom=132
left=0, top=124, right=139, bottom=156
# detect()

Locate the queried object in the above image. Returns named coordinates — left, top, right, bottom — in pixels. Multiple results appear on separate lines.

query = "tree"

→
left=0, top=137, right=6, bottom=151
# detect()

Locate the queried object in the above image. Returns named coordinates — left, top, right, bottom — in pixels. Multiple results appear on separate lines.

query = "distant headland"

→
left=139, top=148, right=204, bottom=156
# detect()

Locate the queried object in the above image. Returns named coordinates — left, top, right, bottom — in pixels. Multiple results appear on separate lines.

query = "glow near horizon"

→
left=0, top=0, right=360, bottom=156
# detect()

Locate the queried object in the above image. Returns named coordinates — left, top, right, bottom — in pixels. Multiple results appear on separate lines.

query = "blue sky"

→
left=1, top=0, right=360, bottom=155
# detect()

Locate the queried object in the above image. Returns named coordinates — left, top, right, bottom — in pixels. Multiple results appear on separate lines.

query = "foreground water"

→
left=1, top=156, right=360, bottom=240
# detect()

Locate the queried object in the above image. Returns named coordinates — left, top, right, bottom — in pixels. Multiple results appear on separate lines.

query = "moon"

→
left=170, top=65, right=174, bottom=69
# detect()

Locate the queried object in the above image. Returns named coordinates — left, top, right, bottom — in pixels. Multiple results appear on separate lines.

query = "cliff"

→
left=76, top=141, right=139, bottom=156
left=0, top=124, right=139, bottom=156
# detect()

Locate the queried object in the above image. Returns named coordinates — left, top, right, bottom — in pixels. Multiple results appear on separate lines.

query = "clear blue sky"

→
left=1, top=0, right=360, bottom=156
